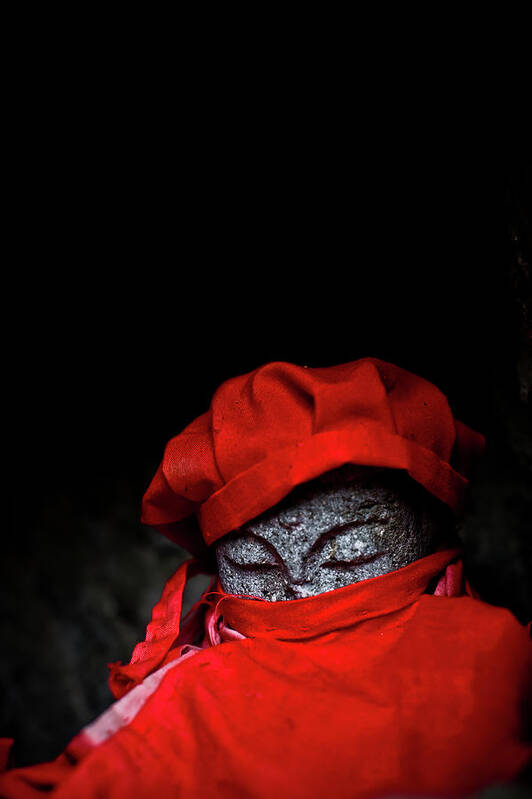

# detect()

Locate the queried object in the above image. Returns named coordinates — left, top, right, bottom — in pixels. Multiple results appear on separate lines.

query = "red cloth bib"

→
left=1, top=549, right=530, bottom=798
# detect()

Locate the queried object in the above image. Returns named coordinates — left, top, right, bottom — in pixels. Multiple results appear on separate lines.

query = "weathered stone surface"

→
left=216, top=465, right=454, bottom=601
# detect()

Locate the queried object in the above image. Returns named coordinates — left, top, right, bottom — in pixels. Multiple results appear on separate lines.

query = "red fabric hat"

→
left=141, top=358, right=485, bottom=555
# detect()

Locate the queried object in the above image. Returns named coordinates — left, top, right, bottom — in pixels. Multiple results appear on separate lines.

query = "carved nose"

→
left=289, top=581, right=316, bottom=599
left=285, top=563, right=310, bottom=586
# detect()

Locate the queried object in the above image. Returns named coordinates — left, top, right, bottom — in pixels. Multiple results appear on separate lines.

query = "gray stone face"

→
left=215, top=465, right=454, bottom=601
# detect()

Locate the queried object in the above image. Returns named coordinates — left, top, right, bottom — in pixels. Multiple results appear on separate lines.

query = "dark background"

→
left=4, top=154, right=531, bottom=768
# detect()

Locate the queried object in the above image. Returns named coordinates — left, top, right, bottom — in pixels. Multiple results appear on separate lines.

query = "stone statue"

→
left=216, top=464, right=455, bottom=601
left=2, top=358, right=530, bottom=799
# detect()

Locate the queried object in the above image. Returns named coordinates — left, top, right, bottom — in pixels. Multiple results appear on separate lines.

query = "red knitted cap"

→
left=141, top=358, right=485, bottom=555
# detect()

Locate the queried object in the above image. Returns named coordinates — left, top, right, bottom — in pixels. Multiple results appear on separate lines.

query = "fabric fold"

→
left=215, top=548, right=462, bottom=640
left=108, top=557, right=217, bottom=699
left=1, top=551, right=531, bottom=799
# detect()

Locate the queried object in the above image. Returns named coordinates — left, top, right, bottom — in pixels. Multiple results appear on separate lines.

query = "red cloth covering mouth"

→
left=140, top=358, right=486, bottom=555
left=1, top=550, right=530, bottom=799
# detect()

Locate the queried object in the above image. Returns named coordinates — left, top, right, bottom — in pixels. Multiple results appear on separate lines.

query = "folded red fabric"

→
left=1, top=550, right=530, bottom=798
left=140, top=358, right=486, bottom=554
left=4, top=358, right=527, bottom=798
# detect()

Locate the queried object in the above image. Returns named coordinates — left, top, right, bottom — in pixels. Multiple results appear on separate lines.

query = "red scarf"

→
left=1, top=549, right=530, bottom=798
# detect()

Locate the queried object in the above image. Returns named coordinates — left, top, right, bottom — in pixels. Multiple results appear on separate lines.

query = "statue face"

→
left=215, top=465, right=444, bottom=601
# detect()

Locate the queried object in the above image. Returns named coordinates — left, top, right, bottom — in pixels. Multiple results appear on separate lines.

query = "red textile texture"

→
left=107, top=558, right=216, bottom=700
left=140, top=358, right=486, bottom=554
left=1, top=550, right=530, bottom=798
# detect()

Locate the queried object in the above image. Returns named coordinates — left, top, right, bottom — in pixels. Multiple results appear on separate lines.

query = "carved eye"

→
left=235, top=563, right=279, bottom=572
left=225, top=555, right=278, bottom=571
left=321, top=552, right=382, bottom=569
